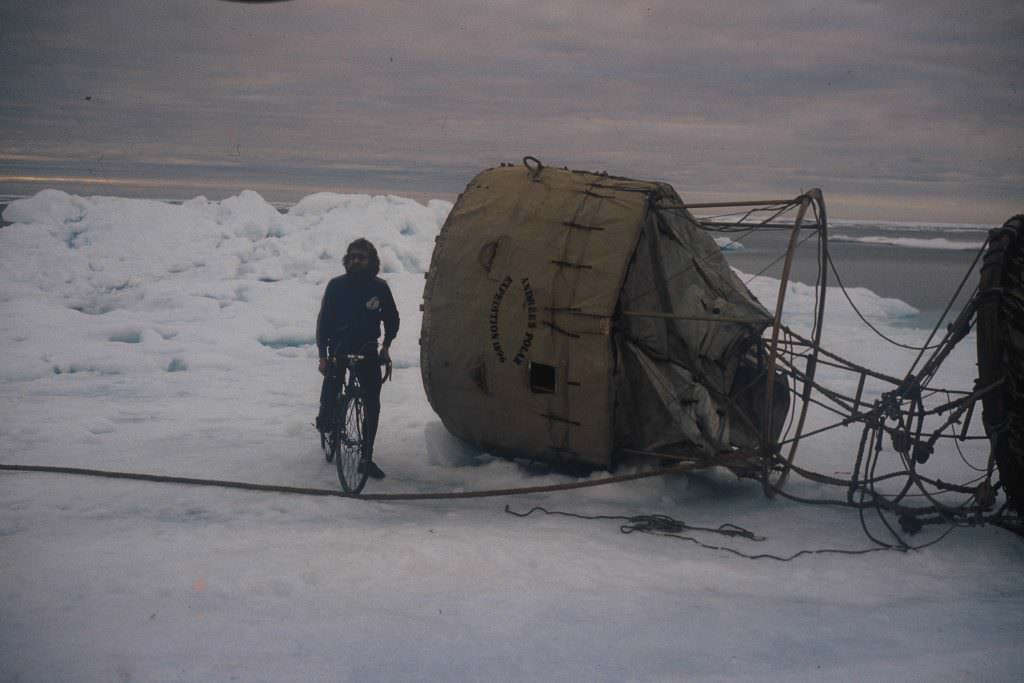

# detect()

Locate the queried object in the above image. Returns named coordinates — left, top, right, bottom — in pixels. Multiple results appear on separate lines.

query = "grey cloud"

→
left=0, top=0, right=1020, bottom=221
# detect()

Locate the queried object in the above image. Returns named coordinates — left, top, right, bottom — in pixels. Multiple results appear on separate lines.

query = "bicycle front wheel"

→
left=336, top=395, right=368, bottom=494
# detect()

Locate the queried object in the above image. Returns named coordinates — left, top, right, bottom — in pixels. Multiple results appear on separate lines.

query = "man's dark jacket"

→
left=316, top=273, right=399, bottom=357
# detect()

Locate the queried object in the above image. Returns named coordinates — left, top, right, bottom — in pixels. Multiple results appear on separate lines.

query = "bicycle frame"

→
left=331, top=353, right=366, bottom=406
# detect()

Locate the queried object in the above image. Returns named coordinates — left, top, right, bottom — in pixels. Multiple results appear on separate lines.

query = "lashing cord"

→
left=504, top=505, right=896, bottom=561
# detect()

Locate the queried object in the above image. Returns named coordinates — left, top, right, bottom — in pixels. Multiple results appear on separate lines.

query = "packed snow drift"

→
left=1, top=190, right=1021, bottom=682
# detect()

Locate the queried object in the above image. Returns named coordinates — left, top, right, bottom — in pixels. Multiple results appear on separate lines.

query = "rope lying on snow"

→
left=7, top=462, right=1011, bottom=553
left=0, top=461, right=700, bottom=502
left=504, top=505, right=899, bottom=561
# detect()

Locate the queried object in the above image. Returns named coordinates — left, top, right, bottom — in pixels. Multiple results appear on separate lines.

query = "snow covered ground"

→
left=1, top=190, right=1021, bottom=682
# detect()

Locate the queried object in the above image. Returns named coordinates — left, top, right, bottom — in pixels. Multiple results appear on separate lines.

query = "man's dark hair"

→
left=344, top=238, right=381, bottom=276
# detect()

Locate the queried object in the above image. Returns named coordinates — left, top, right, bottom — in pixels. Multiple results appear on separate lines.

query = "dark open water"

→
left=720, top=220, right=992, bottom=325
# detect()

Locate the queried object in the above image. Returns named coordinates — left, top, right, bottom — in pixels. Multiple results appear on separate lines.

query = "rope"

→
left=504, top=505, right=896, bottom=561
left=0, top=461, right=699, bottom=502
left=825, top=250, right=944, bottom=351
left=782, top=326, right=904, bottom=385
left=742, top=230, right=819, bottom=286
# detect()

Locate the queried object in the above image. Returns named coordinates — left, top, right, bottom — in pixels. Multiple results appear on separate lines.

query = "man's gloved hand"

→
left=318, top=357, right=330, bottom=376
left=380, top=346, right=393, bottom=382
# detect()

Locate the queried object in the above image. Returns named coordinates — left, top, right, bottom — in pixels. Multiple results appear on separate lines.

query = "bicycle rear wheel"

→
left=336, top=395, right=368, bottom=494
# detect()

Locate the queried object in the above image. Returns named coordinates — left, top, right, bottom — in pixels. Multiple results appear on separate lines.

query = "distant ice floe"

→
left=830, top=219, right=992, bottom=233
left=831, top=234, right=983, bottom=251
left=714, top=236, right=744, bottom=251
left=742, top=270, right=919, bottom=321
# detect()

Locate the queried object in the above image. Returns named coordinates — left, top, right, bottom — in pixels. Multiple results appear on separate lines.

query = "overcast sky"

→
left=1, top=0, right=1021, bottom=221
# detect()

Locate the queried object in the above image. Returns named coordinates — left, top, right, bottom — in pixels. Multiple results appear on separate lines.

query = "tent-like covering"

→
left=421, top=160, right=783, bottom=469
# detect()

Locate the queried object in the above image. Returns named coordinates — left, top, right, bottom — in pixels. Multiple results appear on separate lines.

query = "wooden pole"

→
left=762, top=194, right=812, bottom=496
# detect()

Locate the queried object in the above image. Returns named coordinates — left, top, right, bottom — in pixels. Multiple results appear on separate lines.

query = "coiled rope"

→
left=504, top=505, right=897, bottom=561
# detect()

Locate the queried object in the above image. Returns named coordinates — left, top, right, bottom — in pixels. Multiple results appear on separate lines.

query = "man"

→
left=316, top=238, right=399, bottom=479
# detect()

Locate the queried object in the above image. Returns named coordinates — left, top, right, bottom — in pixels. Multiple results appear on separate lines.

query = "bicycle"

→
left=320, top=353, right=370, bottom=494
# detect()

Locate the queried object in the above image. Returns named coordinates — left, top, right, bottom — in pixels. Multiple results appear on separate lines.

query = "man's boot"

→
left=359, top=460, right=386, bottom=479
left=315, top=412, right=334, bottom=433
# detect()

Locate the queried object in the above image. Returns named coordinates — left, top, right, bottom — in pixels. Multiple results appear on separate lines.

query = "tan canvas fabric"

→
left=421, top=163, right=773, bottom=467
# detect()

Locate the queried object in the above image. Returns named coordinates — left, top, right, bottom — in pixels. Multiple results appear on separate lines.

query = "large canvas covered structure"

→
left=420, top=161, right=780, bottom=469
